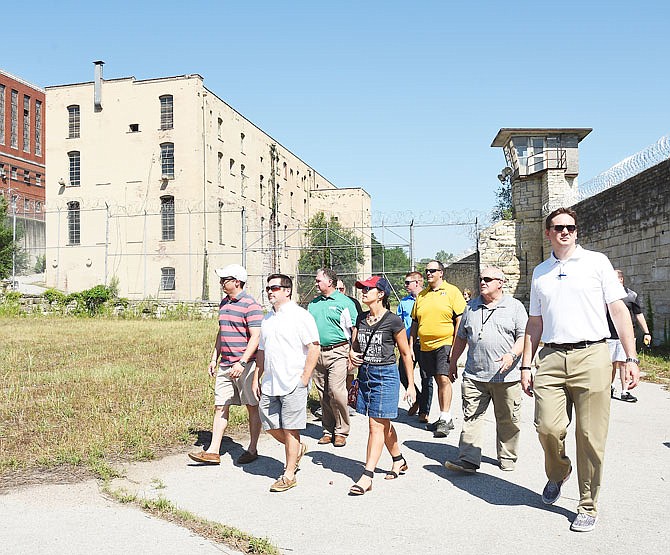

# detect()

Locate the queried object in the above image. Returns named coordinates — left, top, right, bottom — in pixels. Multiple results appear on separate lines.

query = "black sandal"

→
left=385, top=454, right=408, bottom=480
left=349, top=469, right=374, bottom=495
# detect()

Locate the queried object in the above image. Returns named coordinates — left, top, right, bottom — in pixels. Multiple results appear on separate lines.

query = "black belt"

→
left=321, top=340, right=349, bottom=352
left=546, top=339, right=606, bottom=351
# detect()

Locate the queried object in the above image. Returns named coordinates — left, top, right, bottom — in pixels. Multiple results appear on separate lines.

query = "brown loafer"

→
left=236, top=450, right=258, bottom=464
left=408, top=400, right=420, bottom=416
left=188, top=450, right=221, bottom=464
left=317, top=434, right=333, bottom=445
left=418, top=413, right=429, bottom=424
left=333, top=435, right=347, bottom=447
left=270, top=475, right=297, bottom=492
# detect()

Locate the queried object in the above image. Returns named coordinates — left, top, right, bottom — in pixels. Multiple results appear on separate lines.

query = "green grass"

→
left=640, top=347, right=670, bottom=384
left=0, top=317, right=248, bottom=477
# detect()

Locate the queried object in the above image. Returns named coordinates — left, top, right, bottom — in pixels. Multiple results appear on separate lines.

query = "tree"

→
left=491, top=180, right=513, bottom=221
left=435, top=250, right=455, bottom=263
left=297, top=212, right=365, bottom=302
left=371, top=233, right=411, bottom=297
left=0, top=198, right=15, bottom=279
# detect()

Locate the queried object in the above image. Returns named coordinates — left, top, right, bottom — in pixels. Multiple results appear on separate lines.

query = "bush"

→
left=34, top=255, right=46, bottom=273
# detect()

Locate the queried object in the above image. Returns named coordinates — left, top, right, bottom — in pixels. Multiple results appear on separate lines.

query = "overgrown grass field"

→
left=0, top=317, right=249, bottom=480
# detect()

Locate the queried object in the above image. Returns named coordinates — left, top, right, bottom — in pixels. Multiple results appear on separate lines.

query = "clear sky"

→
left=3, top=0, right=669, bottom=259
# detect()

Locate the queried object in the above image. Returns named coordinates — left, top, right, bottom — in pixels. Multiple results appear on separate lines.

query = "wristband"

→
left=520, top=366, right=532, bottom=371
left=625, top=357, right=640, bottom=365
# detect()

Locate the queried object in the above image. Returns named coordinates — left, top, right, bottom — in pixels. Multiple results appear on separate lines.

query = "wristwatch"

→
left=625, top=357, right=640, bottom=365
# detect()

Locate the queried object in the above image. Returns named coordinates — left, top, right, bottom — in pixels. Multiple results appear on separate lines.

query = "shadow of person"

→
left=237, top=455, right=285, bottom=479
left=308, top=451, right=368, bottom=481
left=301, top=422, right=326, bottom=440
left=403, top=438, right=458, bottom=464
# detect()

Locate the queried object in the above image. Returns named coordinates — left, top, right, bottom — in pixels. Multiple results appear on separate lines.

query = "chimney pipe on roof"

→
left=93, top=60, right=104, bottom=112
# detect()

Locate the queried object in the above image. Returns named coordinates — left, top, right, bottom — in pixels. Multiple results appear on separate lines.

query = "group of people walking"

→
left=188, top=206, right=645, bottom=533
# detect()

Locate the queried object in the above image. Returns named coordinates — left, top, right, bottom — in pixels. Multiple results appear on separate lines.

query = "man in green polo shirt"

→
left=308, top=268, right=358, bottom=447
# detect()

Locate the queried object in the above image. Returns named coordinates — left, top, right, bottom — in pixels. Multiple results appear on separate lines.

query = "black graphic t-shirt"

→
left=355, top=311, right=404, bottom=365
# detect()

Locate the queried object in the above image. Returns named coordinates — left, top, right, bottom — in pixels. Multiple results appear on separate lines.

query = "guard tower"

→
left=484, top=128, right=591, bottom=302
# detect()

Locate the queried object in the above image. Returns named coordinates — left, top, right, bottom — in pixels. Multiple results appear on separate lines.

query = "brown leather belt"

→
left=546, top=339, right=606, bottom=351
left=320, top=340, right=349, bottom=352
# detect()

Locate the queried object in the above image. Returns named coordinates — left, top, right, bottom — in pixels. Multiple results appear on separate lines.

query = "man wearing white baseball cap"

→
left=189, top=264, right=264, bottom=466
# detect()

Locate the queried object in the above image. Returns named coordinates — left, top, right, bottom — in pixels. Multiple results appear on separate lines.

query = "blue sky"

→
left=3, top=0, right=669, bottom=259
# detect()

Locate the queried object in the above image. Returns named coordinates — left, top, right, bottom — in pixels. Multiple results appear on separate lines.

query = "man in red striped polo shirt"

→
left=189, top=264, right=264, bottom=466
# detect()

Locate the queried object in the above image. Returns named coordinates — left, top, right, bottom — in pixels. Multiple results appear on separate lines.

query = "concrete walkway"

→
left=2, top=380, right=669, bottom=554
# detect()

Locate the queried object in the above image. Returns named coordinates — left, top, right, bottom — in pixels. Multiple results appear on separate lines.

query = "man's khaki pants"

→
left=534, top=343, right=611, bottom=516
left=458, top=377, right=521, bottom=467
left=313, top=344, right=350, bottom=437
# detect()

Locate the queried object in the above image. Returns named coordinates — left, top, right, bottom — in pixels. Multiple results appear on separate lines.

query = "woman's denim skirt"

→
left=356, top=362, right=400, bottom=419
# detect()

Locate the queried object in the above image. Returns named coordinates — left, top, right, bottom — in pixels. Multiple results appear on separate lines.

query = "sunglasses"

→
left=265, top=285, right=285, bottom=292
left=220, top=277, right=236, bottom=283
left=404, top=280, right=417, bottom=285
left=480, top=276, right=502, bottom=283
left=425, top=268, right=440, bottom=274
left=551, top=224, right=577, bottom=233
left=359, top=286, right=376, bottom=293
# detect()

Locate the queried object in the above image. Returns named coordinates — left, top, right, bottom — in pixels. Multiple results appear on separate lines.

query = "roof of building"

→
left=491, top=128, right=592, bottom=147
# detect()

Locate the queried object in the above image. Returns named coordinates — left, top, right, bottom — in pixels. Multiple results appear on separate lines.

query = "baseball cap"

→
left=214, top=264, right=247, bottom=282
left=355, top=275, right=391, bottom=297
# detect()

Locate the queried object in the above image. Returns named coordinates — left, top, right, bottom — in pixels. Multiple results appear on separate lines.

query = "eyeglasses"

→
left=220, top=277, right=236, bottom=283
left=404, top=280, right=417, bottom=285
left=265, top=285, right=286, bottom=292
left=336, top=287, right=345, bottom=292
left=479, top=277, right=502, bottom=283
left=425, top=268, right=440, bottom=274
left=551, top=224, right=577, bottom=233
left=360, top=286, right=376, bottom=293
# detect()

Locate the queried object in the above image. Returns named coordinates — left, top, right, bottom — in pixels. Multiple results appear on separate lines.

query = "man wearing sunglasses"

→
left=521, top=207, right=640, bottom=533
left=410, top=260, right=467, bottom=438
left=189, top=264, right=264, bottom=466
left=397, top=271, right=432, bottom=421
left=444, top=267, right=527, bottom=474
left=253, top=274, right=320, bottom=492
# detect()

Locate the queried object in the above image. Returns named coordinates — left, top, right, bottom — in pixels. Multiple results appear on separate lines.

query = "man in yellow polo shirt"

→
left=410, top=260, right=466, bottom=437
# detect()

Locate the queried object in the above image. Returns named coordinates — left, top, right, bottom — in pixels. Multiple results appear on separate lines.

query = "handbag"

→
left=347, top=311, right=388, bottom=408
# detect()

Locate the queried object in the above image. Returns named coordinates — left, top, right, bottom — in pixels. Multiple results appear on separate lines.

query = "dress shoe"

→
left=333, top=434, right=347, bottom=447
left=236, top=450, right=258, bottom=464
left=408, top=400, right=420, bottom=416
left=317, top=434, right=332, bottom=445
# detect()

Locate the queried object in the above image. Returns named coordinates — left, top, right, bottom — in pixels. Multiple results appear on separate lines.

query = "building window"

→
left=11, top=166, right=18, bottom=180
left=36, top=201, right=42, bottom=213
left=217, top=152, right=223, bottom=187
left=229, top=158, right=235, bottom=175
left=160, top=143, right=174, bottom=178
left=129, top=123, right=139, bottom=132
left=36, top=174, right=42, bottom=186
left=24, top=170, right=30, bottom=184
left=160, top=95, right=173, bottom=130
left=240, top=164, right=246, bottom=197
left=240, top=132, right=245, bottom=153
left=68, top=151, right=81, bottom=186
left=160, top=195, right=175, bottom=241
left=283, top=162, right=287, bottom=180
left=35, top=100, right=42, bottom=156
left=217, top=117, right=223, bottom=139
left=0, top=84, right=5, bottom=145
left=68, top=105, right=80, bottom=139
left=24, top=198, right=31, bottom=213
left=259, top=175, right=264, bottom=205
left=160, top=267, right=176, bottom=290
left=23, top=95, right=30, bottom=153
left=67, top=201, right=80, bottom=245
left=10, top=90, right=18, bottom=148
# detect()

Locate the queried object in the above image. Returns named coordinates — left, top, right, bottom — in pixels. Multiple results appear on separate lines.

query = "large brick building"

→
left=0, top=69, right=46, bottom=269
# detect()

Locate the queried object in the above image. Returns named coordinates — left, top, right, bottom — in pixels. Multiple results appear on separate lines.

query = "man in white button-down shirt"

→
left=253, top=273, right=320, bottom=492
left=521, top=207, right=640, bottom=533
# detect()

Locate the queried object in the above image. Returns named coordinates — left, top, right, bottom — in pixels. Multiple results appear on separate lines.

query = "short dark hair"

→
left=427, top=260, right=445, bottom=272
left=267, top=273, right=293, bottom=298
left=317, top=268, right=338, bottom=287
left=545, top=207, right=578, bottom=230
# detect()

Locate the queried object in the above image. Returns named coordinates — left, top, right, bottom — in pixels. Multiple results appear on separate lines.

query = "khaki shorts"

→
left=214, top=360, right=258, bottom=407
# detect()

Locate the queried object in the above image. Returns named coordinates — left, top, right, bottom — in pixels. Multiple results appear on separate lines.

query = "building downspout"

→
left=201, top=89, right=209, bottom=300
left=93, top=60, right=104, bottom=112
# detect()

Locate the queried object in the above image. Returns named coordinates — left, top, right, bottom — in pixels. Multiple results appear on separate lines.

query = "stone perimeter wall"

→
left=574, top=159, right=670, bottom=344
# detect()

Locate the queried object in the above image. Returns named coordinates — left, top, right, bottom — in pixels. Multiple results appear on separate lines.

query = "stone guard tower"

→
left=481, top=128, right=591, bottom=303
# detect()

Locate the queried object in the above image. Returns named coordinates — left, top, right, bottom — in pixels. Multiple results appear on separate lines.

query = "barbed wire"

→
left=543, top=133, right=670, bottom=214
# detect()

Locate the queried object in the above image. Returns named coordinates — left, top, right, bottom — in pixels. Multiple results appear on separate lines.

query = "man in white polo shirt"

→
left=253, top=273, right=320, bottom=492
left=521, top=207, right=640, bottom=533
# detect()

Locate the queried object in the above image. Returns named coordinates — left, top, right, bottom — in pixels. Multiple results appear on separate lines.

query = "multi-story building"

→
left=45, top=63, right=371, bottom=301
left=0, top=69, right=46, bottom=270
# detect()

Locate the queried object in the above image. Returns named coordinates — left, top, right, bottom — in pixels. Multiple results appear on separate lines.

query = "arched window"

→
left=68, top=151, right=80, bottom=186
left=160, top=143, right=174, bottom=178
left=67, top=105, right=80, bottom=138
left=159, top=95, right=173, bottom=130
left=160, top=195, right=175, bottom=240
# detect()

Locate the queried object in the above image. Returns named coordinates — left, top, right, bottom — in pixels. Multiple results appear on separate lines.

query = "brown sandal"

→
left=349, top=469, right=374, bottom=495
left=385, top=454, right=408, bottom=480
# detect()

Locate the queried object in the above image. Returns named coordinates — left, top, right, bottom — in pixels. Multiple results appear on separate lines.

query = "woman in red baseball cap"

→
left=348, top=275, right=416, bottom=495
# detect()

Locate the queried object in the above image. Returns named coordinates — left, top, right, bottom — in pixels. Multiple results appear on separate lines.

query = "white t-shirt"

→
left=529, top=245, right=626, bottom=343
left=258, top=301, right=320, bottom=396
